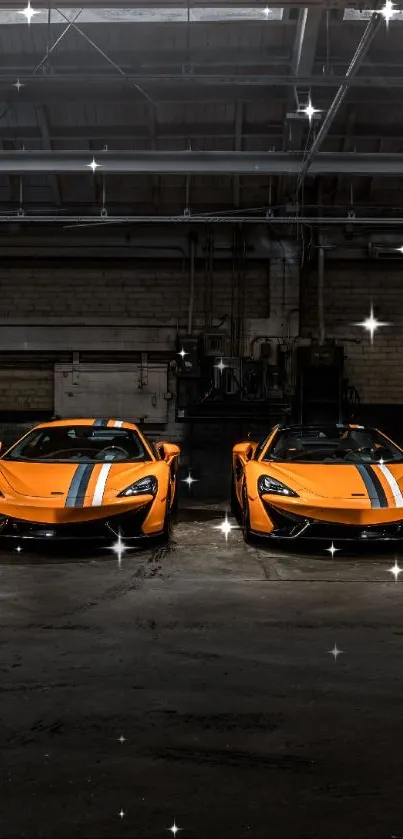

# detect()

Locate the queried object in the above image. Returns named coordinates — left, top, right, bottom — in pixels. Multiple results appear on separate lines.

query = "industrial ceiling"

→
left=0, top=0, right=401, bottom=231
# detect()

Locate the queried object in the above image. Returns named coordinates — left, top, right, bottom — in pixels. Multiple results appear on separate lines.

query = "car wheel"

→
left=162, top=489, right=173, bottom=541
left=230, top=472, right=241, bottom=520
left=242, top=484, right=252, bottom=543
left=171, top=481, right=179, bottom=517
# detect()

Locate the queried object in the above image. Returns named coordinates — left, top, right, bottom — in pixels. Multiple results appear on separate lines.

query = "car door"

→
left=233, top=442, right=257, bottom=507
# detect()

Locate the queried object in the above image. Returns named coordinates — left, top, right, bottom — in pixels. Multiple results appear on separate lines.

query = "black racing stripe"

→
left=93, top=418, right=109, bottom=427
left=65, top=463, right=89, bottom=508
left=74, top=464, right=96, bottom=508
left=355, top=464, right=381, bottom=508
left=366, top=465, right=388, bottom=508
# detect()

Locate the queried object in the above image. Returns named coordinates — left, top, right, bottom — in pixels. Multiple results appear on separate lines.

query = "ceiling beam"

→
left=0, top=123, right=400, bottom=142
left=0, top=214, right=400, bottom=227
left=3, top=72, right=403, bottom=89
left=1, top=50, right=403, bottom=73
left=1, top=85, right=400, bottom=105
left=0, top=151, right=402, bottom=176
left=297, top=11, right=383, bottom=190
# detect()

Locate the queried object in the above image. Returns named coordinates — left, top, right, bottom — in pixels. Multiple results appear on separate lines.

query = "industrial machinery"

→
left=176, top=330, right=291, bottom=422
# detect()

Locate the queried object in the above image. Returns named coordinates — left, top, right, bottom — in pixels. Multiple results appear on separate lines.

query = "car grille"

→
left=264, top=503, right=403, bottom=540
left=2, top=504, right=152, bottom=539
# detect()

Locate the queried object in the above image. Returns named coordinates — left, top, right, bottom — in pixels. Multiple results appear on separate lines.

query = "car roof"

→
left=278, top=423, right=365, bottom=432
left=33, top=418, right=139, bottom=431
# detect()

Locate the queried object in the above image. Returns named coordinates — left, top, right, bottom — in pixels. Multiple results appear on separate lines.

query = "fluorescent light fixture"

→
left=3, top=7, right=284, bottom=24
left=344, top=6, right=403, bottom=19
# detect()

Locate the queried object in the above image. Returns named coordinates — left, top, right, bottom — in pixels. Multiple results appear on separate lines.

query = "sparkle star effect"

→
left=19, top=2, right=39, bottom=24
left=178, top=347, right=188, bottom=360
left=263, top=5, right=272, bottom=16
left=110, top=532, right=129, bottom=566
left=389, top=560, right=403, bottom=582
left=13, top=79, right=24, bottom=92
left=118, top=735, right=126, bottom=744
left=380, top=0, right=397, bottom=26
left=119, top=809, right=125, bottom=820
left=87, top=157, right=101, bottom=173
left=214, top=514, right=237, bottom=540
left=214, top=358, right=227, bottom=373
left=328, top=644, right=343, bottom=661
left=15, top=545, right=22, bottom=553
left=355, top=306, right=390, bottom=344
left=182, top=472, right=198, bottom=489
left=326, top=542, right=339, bottom=558
left=300, top=96, right=321, bottom=123
left=168, top=822, right=182, bottom=837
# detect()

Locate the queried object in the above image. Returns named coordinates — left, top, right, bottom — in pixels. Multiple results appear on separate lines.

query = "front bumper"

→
left=255, top=503, right=403, bottom=542
left=0, top=503, right=158, bottom=543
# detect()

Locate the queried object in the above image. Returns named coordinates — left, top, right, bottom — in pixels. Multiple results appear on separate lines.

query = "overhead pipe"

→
left=0, top=150, right=403, bottom=176
left=297, top=11, right=383, bottom=191
left=3, top=214, right=403, bottom=226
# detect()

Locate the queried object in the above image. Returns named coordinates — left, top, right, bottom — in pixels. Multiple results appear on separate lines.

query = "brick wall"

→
left=0, top=262, right=270, bottom=321
left=0, top=370, right=53, bottom=411
left=2, top=257, right=401, bottom=415
left=300, top=262, right=403, bottom=404
left=0, top=261, right=272, bottom=418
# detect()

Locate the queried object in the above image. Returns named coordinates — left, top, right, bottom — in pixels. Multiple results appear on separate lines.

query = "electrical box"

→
left=212, top=357, right=240, bottom=395
left=54, top=363, right=169, bottom=424
left=243, top=316, right=299, bottom=357
left=177, top=336, right=199, bottom=376
left=203, top=331, right=230, bottom=358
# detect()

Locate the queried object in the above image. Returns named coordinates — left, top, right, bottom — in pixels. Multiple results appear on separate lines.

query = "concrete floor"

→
left=1, top=505, right=403, bottom=838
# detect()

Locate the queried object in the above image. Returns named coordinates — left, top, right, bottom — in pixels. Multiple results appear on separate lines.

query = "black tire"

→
left=242, top=483, right=252, bottom=543
left=230, top=473, right=241, bottom=520
left=162, top=489, right=173, bottom=542
left=171, top=481, right=179, bottom=517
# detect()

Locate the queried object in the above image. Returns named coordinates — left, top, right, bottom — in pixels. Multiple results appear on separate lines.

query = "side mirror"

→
left=156, top=441, right=180, bottom=462
left=233, top=441, right=255, bottom=460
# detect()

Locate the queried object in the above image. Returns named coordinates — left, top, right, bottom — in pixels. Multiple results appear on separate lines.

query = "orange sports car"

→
left=232, top=423, right=403, bottom=543
left=0, top=418, right=180, bottom=546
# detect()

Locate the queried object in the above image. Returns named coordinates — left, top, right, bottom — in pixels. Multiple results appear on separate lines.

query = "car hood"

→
left=0, top=460, right=150, bottom=498
left=266, top=462, right=403, bottom=501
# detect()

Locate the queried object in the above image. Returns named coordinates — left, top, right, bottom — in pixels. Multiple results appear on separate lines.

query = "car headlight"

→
left=118, top=476, right=158, bottom=497
left=258, top=475, right=299, bottom=497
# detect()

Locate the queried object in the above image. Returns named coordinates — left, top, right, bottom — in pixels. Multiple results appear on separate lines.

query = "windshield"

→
left=263, top=426, right=403, bottom=465
left=4, top=426, right=152, bottom=464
